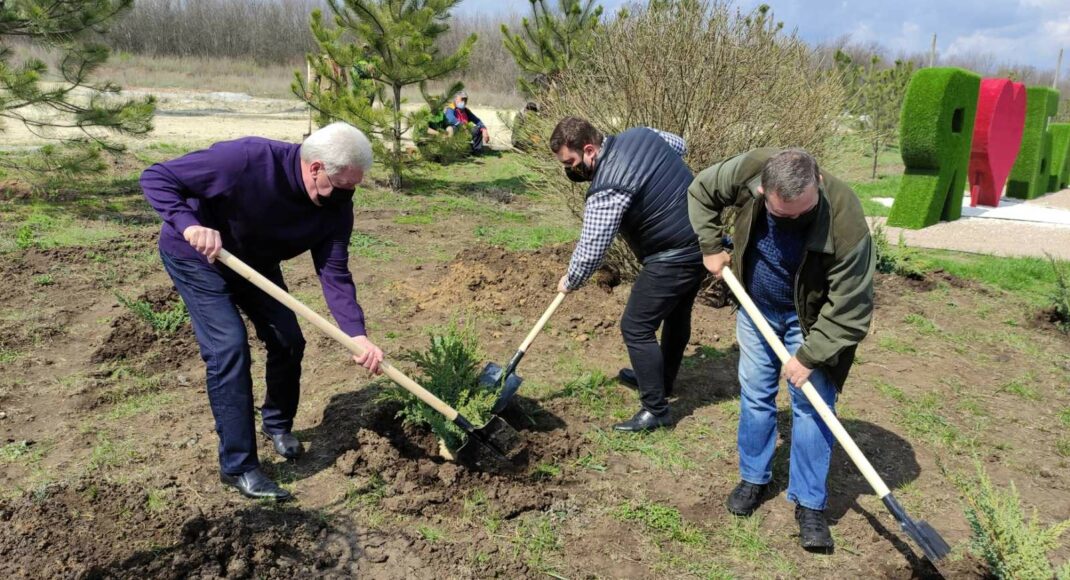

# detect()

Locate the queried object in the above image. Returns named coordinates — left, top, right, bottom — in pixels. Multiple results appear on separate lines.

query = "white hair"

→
left=300, top=122, right=373, bottom=175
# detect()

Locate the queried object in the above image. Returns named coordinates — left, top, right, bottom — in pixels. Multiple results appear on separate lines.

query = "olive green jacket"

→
left=687, top=148, right=875, bottom=390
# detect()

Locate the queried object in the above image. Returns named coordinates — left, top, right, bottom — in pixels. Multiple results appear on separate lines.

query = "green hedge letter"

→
left=1007, top=87, right=1060, bottom=199
left=888, top=67, right=980, bottom=229
left=1048, top=122, right=1070, bottom=192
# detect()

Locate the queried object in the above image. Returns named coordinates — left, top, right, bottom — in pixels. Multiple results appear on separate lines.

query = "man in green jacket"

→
left=688, top=148, right=875, bottom=551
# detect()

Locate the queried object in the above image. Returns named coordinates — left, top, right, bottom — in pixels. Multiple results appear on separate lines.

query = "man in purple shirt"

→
left=141, top=122, right=385, bottom=501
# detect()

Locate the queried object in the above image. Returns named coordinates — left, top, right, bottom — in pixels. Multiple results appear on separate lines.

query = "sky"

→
left=458, top=0, right=1070, bottom=71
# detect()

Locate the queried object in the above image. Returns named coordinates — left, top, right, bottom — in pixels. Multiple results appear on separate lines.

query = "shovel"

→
left=721, top=266, right=951, bottom=568
left=216, top=249, right=521, bottom=470
left=480, top=292, right=567, bottom=413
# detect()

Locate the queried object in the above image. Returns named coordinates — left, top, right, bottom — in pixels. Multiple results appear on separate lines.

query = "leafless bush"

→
left=103, top=0, right=523, bottom=101
left=520, top=0, right=847, bottom=278
left=106, top=0, right=322, bottom=64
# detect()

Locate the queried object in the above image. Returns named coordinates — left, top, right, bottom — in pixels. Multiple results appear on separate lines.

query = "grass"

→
left=615, top=500, right=706, bottom=546
left=557, top=371, right=630, bottom=420
left=586, top=428, right=696, bottom=472
left=512, top=512, right=563, bottom=573
left=145, top=488, right=170, bottom=512
left=918, top=251, right=1070, bottom=307
left=849, top=174, right=901, bottom=217
left=106, top=391, right=176, bottom=420
left=474, top=223, right=576, bottom=251
left=349, top=231, right=397, bottom=259
left=462, top=488, right=503, bottom=534
left=87, top=434, right=141, bottom=472
left=531, top=462, right=562, bottom=481
left=1060, top=408, right=1070, bottom=428
left=0, top=348, right=20, bottom=364
left=999, top=374, right=1040, bottom=401
left=1, top=205, right=127, bottom=253
left=878, top=335, right=917, bottom=354
left=417, top=525, right=445, bottom=543
left=343, top=473, right=388, bottom=509
left=904, top=312, right=939, bottom=335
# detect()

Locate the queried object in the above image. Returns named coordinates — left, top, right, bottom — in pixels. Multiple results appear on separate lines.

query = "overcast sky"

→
left=459, top=0, right=1069, bottom=70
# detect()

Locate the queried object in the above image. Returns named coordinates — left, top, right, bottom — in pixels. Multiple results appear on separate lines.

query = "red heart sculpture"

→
left=968, top=79, right=1026, bottom=207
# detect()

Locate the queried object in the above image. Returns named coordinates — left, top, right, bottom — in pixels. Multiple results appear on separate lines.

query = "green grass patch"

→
left=918, top=251, right=1069, bottom=306
left=557, top=371, right=630, bottom=420
left=849, top=174, right=900, bottom=217
left=0, top=205, right=128, bottom=253
left=106, top=391, right=176, bottom=420
left=0, top=348, right=20, bottom=364
left=531, top=462, right=562, bottom=481
left=349, top=231, right=397, bottom=259
left=462, top=488, right=503, bottom=533
left=512, top=512, right=563, bottom=573
left=615, top=500, right=706, bottom=546
left=407, top=153, right=536, bottom=198
left=343, top=473, right=388, bottom=509
left=417, top=525, right=445, bottom=543
left=145, top=488, right=170, bottom=512
left=473, top=223, right=576, bottom=251
left=1, top=440, right=46, bottom=463
left=1059, top=408, right=1070, bottom=428
left=87, top=434, right=141, bottom=471
left=586, top=428, right=696, bottom=471
left=999, top=374, right=1039, bottom=401
left=878, top=335, right=917, bottom=354
left=1056, top=438, right=1070, bottom=458
left=904, top=313, right=939, bottom=334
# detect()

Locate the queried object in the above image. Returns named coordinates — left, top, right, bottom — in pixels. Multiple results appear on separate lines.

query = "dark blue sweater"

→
left=140, top=137, right=366, bottom=337
left=745, top=211, right=806, bottom=312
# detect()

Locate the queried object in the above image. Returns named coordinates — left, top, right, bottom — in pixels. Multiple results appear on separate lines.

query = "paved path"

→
left=871, top=190, right=1070, bottom=260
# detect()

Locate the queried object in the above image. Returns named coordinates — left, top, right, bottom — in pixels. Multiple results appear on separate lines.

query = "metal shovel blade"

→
left=883, top=494, right=951, bottom=566
left=455, top=415, right=523, bottom=471
left=478, top=362, right=524, bottom=414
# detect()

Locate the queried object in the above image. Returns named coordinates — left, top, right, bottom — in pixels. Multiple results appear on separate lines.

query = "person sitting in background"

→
left=443, top=90, right=490, bottom=154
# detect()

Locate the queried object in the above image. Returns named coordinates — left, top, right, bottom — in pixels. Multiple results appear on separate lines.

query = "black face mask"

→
left=768, top=201, right=819, bottom=232
left=316, top=188, right=355, bottom=208
left=564, top=159, right=595, bottom=183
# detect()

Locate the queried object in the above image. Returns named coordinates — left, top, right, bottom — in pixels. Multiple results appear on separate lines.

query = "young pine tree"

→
left=501, top=0, right=602, bottom=97
left=836, top=52, right=914, bottom=179
left=294, top=0, right=475, bottom=190
left=0, top=0, right=155, bottom=178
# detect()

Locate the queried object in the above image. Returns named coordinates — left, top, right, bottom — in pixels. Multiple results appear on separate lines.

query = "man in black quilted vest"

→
left=550, top=117, right=706, bottom=432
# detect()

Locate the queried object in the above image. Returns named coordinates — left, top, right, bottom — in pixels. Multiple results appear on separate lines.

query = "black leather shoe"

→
left=612, top=409, right=672, bottom=432
left=220, top=467, right=293, bottom=502
left=726, top=480, right=767, bottom=516
left=261, top=429, right=302, bottom=459
left=617, top=368, right=674, bottom=397
left=795, top=505, right=834, bottom=551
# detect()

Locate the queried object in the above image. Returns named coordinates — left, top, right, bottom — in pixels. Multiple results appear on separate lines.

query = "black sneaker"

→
left=726, top=480, right=766, bottom=516
left=795, top=505, right=833, bottom=551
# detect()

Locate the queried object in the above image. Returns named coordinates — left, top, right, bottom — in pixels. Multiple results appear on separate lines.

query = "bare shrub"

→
left=520, top=0, right=847, bottom=279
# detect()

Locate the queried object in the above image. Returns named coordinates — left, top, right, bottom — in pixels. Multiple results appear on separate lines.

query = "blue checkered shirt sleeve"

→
left=564, top=129, right=687, bottom=290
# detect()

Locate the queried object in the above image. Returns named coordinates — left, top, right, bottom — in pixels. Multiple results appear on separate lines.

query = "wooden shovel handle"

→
left=722, top=267, right=891, bottom=499
left=216, top=249, right=459, bottom=421
left=517, top=292, right=567, bottom=353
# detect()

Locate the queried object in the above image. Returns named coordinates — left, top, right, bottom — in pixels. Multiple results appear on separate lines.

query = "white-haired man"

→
left=141, top=122, right=385, bottom=501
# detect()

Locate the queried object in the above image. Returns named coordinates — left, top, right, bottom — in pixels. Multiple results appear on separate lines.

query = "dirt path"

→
left=0, top=88, right=516, bottom=150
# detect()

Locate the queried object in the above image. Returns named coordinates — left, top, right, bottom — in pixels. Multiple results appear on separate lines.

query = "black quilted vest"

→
left=587, top=128, right=701, bottom=264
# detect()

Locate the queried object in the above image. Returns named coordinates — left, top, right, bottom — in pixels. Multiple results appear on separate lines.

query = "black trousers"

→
left=620, top=260, right=706, bottom=416
left=162, top=252, right=305, bottom=475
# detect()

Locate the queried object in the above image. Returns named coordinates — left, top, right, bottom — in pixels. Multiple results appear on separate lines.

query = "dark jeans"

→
left=469, top=126, right=485, bottom=154
left=161, top=251, right=305, bottom=476
left=620, top=260, right=706, bottom=416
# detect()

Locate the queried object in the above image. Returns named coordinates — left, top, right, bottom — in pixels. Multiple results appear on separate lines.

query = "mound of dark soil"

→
left=92, top=286, right=197, bottom=364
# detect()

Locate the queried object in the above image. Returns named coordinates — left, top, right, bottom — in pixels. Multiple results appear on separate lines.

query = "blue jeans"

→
left=736, top=305, right=837, bottom=510
left=161, top=251, right=305, bottom=476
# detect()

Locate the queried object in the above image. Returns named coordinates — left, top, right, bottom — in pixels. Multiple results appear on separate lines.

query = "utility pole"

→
left=1055, top=48, right=1064, bottom=89
left=929, top=34, right=937, bottom=68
